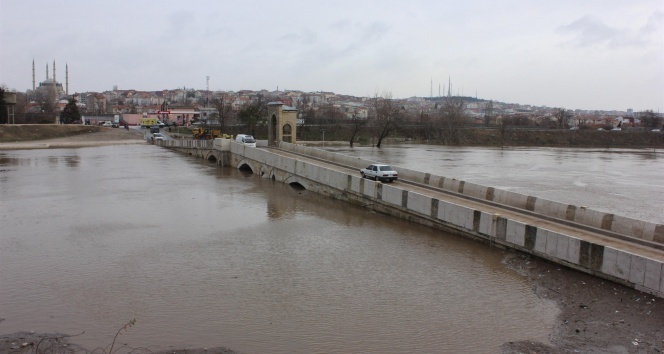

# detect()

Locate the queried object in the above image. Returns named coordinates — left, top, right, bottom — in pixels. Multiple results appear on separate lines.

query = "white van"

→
left=235, top=134, right=256, bottom=148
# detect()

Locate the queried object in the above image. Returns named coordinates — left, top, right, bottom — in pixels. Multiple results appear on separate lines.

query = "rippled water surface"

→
left=0, top=145, right=559, bottom=353
left=325, top=145, right=664, bottom=224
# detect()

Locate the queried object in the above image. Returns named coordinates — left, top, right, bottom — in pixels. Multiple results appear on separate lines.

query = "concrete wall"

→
left=277, top=142, right=663, bottom=246
left=155, top=140, right=663, bottom=297
left=223, top=141, right=664, bottom=298
left=156, top=139, right=228, bottom=165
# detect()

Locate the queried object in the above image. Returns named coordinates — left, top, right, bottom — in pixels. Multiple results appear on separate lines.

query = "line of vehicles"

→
left=144, top=122, right=257, bottom=148
left=145, top=121, right=393, bottom=181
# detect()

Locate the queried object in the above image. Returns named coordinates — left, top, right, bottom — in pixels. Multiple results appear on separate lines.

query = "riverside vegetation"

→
left=1, top=124, right=663, bottom=148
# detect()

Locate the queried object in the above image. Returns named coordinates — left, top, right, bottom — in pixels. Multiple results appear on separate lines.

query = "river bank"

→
left=2, top=124, right=664, bottom=149
left=2, top=252, right=662, bottom=353
left=0, top=124, right=145, bottom=149
left=1, top=126, right=663, bottom=353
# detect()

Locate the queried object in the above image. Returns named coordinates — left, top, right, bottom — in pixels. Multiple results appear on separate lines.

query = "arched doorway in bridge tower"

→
left=267, top=101, right=298, bottom=147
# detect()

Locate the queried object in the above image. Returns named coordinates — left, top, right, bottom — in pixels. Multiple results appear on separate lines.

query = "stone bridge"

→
left=158, top=138, right=664, bottom=298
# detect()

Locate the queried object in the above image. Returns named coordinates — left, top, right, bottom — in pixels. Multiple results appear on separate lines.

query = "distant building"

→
left=30, top=60, right=68, bottom=100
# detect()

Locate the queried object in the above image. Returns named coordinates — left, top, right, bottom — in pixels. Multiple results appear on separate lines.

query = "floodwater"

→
left=325, top=145, right=664, bottom=224
left=0, top=144, right=559, bottom=353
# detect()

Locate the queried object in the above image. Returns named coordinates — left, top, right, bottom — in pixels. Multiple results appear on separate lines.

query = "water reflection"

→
left=0, top=145, right=559, bottom=353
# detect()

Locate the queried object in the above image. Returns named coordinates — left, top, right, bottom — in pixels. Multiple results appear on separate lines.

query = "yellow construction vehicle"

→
left=191, top=128, right=230, bottom=140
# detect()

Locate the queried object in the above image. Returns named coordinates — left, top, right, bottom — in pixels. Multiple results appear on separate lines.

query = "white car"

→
left=102, top=122, right=113, bottom=127
left=152, top=133, right=165, bottom=141
left=360, top=164, right=398, bottom=182
left=235, top=134, right=256, bottom=148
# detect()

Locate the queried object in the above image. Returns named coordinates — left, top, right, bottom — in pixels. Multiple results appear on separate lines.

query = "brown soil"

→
left=0, top=124, right=145, bottom=149
left=501, top=252, right=664, bottom=354
left=0, top=124, right=118, bottom=143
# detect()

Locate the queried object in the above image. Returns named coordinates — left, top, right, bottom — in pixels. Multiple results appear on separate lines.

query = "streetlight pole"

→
left=321, top=129, right=325, bottom=147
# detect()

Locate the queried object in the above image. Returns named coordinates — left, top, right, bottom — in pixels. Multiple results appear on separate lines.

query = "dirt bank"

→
left=0, top=124, right=145, bottom=150
left=0, top=124, right=114, bottom=142
left=451, top=128, right=664, bottom=148
left=501, top=252, right=664, bottom=354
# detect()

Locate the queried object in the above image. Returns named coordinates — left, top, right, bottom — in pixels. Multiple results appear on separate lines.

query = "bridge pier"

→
left=157, top=138, right=664, bottom=299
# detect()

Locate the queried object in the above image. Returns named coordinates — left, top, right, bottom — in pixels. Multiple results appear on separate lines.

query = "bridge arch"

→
left=236, top=158, right=258, bottom=174
left=283, top=175, right=310, bottom=190
left=205, top=151, right=217, bottom=162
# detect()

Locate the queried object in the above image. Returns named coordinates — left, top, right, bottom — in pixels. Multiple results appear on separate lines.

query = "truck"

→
left=140, top=118, right=158, bottom=127
left=191, top=128, right=229, bottom=140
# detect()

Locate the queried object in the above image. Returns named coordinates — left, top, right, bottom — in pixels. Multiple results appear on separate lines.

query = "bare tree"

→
left=319, top=103, right=344, bottom=140
left=437, top=97, right=467, bottom=145
left=299, top=107, right=316, bottom=140
left=0, top=86, right=7, bottom=124
left=370, top=92, right=403, bottom=148
left=34, top=89, right=56, bottom=113
left=348, top=113, right=367, bottom=147
left=212, top=93, right=235, bottom=131
left=483, top=100, right=494, bottom=126
left=638, top=110, right=662, bottom=129
left=418, top=110, right=438, bottom=141
left=498, top=116, right=514, bottom=148
left=238, top=94, right=266, bottom=136
left=554, top=108, right=573, bottom=129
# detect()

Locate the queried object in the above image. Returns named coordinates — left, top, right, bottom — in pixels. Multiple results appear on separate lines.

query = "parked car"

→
left=360, top=164, right=398, bottom=182
left=152, top=133, right=165, bottom=141
left=235, top=134, right=256, bottom=148
left=102, top=121, right=113, bottom=127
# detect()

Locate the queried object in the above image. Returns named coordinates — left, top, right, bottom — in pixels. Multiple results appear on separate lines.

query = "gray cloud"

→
left=557, top=12, right=663, bottom=48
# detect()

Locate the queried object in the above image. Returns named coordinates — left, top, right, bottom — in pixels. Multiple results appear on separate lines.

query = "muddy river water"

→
left=0, top=144, right=660, bottom=353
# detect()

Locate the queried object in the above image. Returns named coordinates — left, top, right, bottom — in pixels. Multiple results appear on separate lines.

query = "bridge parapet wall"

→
left=277, top=142, right=663, bottom=246
left=233, top=143, right=663, bottom=298
left=156, top=139, right=229, bottom=165
left=157, top=139, right=214, bottom=149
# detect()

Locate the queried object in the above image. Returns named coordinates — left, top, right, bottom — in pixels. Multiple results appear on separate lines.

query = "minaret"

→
left=66, top=63, right=69, bottom=95
left=448, top=76, right=451, bottom=97
left=32, top=60, right=36, bottom=91
left=46, top=64, right=49, bottom=80
left=447, top=77, right=452, bottom=97
left=53, top=60, right=56, bottom=86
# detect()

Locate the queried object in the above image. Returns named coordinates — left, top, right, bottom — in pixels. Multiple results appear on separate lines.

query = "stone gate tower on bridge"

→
left=267, top=101, right=298, bottom=146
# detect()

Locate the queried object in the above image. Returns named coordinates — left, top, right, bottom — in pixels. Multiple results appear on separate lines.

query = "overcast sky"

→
left=1, top=0, right=662, bottom=111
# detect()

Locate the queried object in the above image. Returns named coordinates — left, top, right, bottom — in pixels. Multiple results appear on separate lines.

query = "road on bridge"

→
left=264, top=147, right=664, bottom=264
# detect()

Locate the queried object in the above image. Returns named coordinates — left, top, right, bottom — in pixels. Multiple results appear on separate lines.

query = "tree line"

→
left=1, top=87, right=662, bottom=147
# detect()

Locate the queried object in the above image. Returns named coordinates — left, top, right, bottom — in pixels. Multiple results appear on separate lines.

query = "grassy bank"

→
left=0, top=124, right=106, bottom=143
left=447, top=128, right=664, bottom=148
left=2, top=124, right=663, bottom=148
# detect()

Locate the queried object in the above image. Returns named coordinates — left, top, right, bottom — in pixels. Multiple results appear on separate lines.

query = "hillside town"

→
left=8, top=84, right=660, bottom=130
left=2, top=61, right=662, bottom=131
